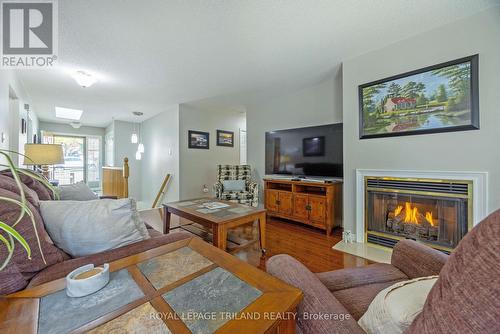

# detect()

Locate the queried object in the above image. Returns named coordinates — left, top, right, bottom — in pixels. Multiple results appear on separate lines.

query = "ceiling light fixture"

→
left=137, top=119, right=145, bottom=153
left=135, top=150, right=142, bottom=160
left=131, top=132, right=138, bottom=144
left=69, top=122, right=82, bottom=129
left=130, top=111, right=144, bottom=149
left=72, top=70, right=98, bottom=88
left=55, top=107, right=83, bottom=120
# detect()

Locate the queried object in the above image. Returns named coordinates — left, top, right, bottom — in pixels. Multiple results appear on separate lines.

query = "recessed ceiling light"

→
left=72, top=70, right=98, bottom=88
left=55, top=107, right=83, bottom=120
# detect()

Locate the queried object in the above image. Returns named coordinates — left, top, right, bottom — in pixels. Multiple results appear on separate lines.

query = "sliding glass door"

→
left=86, top=136, right=101, bottom=190
left=41, top=132, right=101, bottom=191
left=52, top=135, right=85, bottom=185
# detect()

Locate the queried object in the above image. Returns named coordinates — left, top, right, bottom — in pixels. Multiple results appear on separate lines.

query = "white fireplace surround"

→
left=355, top=169, right=489, bottom=243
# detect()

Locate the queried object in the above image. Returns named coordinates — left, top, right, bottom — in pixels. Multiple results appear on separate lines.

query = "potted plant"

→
left=0, top=149, right=58, bottom=271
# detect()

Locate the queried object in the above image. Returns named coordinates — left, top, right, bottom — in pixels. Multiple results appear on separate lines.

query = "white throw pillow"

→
left=58, top=181, right=98, bottom=201
left=40, top=198, right=150, bottom=257
left=222, top=180, right=246, bottom=192
left=358, top=276, right=438, bottom=334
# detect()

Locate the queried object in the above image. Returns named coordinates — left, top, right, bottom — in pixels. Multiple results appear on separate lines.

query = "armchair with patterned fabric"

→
left=214, top=165, right=259, bottom=207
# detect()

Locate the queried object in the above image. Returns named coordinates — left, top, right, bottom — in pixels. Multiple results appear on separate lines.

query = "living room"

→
left=1, top=1, right=499, bottom=334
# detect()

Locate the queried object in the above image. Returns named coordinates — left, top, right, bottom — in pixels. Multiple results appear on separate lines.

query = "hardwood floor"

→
left=171, top=216, right=371, bottom=273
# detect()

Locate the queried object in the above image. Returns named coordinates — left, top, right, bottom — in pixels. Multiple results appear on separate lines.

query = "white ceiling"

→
left=15, top=0, right=499, bottom=127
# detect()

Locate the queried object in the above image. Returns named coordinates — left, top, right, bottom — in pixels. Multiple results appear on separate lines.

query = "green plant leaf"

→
left=0, top=233, right=13, bottom=253
left=0, top=164, right=60, bottom=199
left=0, top=235, right=14, bottom=271
left=0, top=149, right=36, bottom=165
left=25, top=207, right=46, bottom=264
left=18, top=168, right=60, bottom=200
left=0, top=196, right=47, bottom=264
left=0, top=152, right=27, bottom=224
left=0, top=222, right=31, bottom=259
left=0, top=197, right=45, bottom=263
left=0, top=196, right=30, bottom=227
left=0, top=149, right=46, bottom=268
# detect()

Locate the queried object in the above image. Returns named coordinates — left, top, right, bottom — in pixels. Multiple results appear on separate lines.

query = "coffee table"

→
left=1, top=237, right=302, bottom=334
left=163, top=199, right=267, bottom=254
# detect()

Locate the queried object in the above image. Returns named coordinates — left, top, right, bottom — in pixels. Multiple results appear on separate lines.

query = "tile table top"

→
left=163, top=267, right=262, bottom=334
left=138, top=246, right=213, bottom=289
left=38, top=269, right=144, bottom=334
left=2, top=237, right=302, bottom=334
left=87, top=302, right=171, bottom=334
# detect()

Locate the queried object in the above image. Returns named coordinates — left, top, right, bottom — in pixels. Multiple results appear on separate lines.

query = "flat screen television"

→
left=265, top=123, right=343, bottom=178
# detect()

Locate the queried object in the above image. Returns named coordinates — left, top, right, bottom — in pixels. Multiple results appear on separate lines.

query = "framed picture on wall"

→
left=359, top=54, right=479, bottom=139
left=188, top=130, right=210, bottom=149
left=216, top=130, right=234, bottom=147
left=21, top=118, right=27, bottom=134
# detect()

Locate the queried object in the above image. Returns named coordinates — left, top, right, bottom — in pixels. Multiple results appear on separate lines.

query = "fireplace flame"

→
left=394, top=205, right=403, bottom=216
left=425, top=211, right=436, bottom=226
left=404, top=202, right=418, bottom=224
left=394, top=202, right=436, bottom=226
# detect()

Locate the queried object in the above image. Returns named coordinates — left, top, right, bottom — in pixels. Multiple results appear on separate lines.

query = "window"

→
left=51, top=135, right=85, bottom=185
left=42, top=132, right=102, bottom=191
left=87, top=136, right=101, bottom=190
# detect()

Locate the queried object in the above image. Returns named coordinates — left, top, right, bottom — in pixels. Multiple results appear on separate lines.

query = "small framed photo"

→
left=216, top=130, right=234, bottom=147
left=21, top=118, right=27, bottom=134
left=188, top=130, right=209, bottom=149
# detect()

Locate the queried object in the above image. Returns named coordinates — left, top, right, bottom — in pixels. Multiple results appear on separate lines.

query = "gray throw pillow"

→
left=58, top=181, right=98, bottom=201
left=39, top=198, right=150, bottom=257
left=222, top=180, right=246, bottom=192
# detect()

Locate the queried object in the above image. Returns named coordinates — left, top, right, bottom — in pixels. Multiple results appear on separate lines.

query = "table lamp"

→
left=23, top=144, right=64, bottom=179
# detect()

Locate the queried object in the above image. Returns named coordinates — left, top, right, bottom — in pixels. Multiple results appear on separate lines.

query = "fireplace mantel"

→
left=355, top=169, right=488, bottom=243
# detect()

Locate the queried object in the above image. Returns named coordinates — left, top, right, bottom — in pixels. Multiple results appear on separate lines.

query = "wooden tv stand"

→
left=264, top=178, right=342, bottom=235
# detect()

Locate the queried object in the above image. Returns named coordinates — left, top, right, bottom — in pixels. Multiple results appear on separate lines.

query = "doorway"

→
left=41, top=133, right=102, bottom=190
left=45, top=134, right=85, bottom=184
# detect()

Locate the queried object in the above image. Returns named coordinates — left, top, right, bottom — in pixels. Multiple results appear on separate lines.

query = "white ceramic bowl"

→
left=66, top=263, right=110, bottom=297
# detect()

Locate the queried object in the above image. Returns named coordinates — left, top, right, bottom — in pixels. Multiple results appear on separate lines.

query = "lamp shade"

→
left=23, top=144, right=64, bottom=165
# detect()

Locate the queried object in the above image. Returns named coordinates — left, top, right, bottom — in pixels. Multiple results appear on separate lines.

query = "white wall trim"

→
left=355, top=169, right=489, bottom=243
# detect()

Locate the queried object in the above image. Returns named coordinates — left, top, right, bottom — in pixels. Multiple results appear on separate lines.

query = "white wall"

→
left=13, top=105, right=38, bottom=166
left=342, top=7, right=500, bottom=235
left=0, top=70, right=38, bottom=164
left=140, top=105, right=180, bottom=206
left=179, top=104, right=246, bottom=200
left=0, top=71, right=18, bottom=153
left=246, top=73, right=343, bottom=196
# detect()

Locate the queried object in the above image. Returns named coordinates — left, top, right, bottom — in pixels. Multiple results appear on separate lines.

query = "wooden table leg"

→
left=276, top=309, right=297, bottom=334
left=212, top=224, right=227, bottom=251
left=163, top=207, right=171, bottom=234
left=258, top=213, right=266, bottom=255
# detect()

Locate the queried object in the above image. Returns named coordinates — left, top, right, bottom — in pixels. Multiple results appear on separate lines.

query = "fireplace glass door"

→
left=366, top=191, right=468, bottom=249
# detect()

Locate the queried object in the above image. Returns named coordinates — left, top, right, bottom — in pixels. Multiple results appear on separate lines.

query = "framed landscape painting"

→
left=359, top=55, right=479, bottom=139
left=216, top=130, right=234, bottom=147
left=188, top=130, right=209, bottom=149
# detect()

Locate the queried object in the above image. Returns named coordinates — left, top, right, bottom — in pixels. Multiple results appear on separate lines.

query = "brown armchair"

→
left=267, top=209, right=500, bottom=334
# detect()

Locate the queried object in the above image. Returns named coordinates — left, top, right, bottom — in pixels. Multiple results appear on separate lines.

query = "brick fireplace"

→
left=365, top=177, right=472, bottom=253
